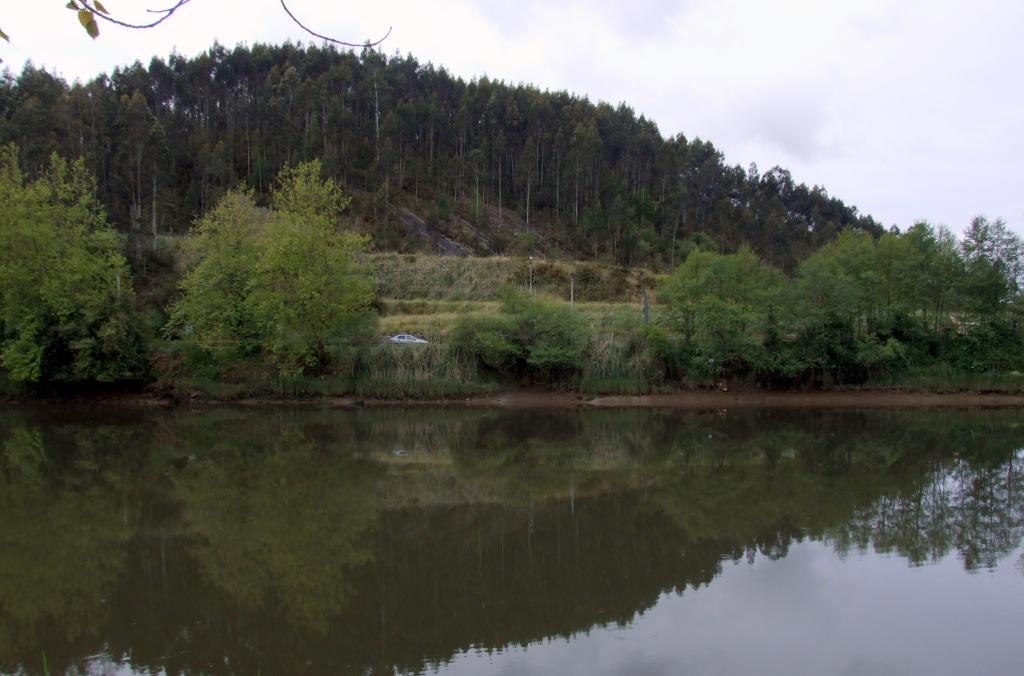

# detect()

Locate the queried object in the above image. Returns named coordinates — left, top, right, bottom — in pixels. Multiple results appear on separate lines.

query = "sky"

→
left=3, top=0, right=1022, bottom=235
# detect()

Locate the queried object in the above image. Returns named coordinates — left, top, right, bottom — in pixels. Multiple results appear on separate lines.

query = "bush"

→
left=943, top=321, right=1024, bottom=372
left=451, top=290, right=586, bottom=384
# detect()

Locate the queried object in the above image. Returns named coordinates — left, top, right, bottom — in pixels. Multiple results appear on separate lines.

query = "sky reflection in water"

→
left=437, top=542, right=1024, bottom=676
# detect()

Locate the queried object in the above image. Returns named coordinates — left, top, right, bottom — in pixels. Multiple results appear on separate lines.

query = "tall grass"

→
left=379, top=299, right=501, bottom=316
left=578, top=333, right=659, bottom=395
left=377, top=298, right=654, bottom=341
left=378, top=313, right=465, bottom=341
left=173, top=374, right=355, bottom=399
left=372, top=253, right=663, bottom=302
left=354, top=343, right=496, bottom=399
left=867, top=364, right=1024, bottom=394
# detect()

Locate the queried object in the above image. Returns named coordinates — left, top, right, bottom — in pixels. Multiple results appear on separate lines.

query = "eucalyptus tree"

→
left=1, top=43, right=882, bottom=270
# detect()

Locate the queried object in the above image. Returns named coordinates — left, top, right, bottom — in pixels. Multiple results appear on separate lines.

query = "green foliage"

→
left=659, top=247, right=784, bottom=377
left=249, top=218, right=375, bottom=376
left=0, top=146, right=147, bottom=383
left=651, top=221, right=1024, bottom=389
left=504, top=292, right=587, bottom=380
left=943, top=320, right=1024, bottom=372
left=959, top=215, right=1023, bottom=314
left=449, top=314, right=522, bottom=371
left=451, top=290, right=586, bottom=384
left=868, top=363, right=1024, bottom=394
left=271, top=159, right=350, bottom=225
left=169, top=161, right=377, bottom=376
left=167, top=189, right=266, bottom=352
left=578, top=330, right=662, bottom=394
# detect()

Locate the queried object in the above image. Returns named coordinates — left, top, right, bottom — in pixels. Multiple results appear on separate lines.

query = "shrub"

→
left=451, top=290, right=586, bottom=384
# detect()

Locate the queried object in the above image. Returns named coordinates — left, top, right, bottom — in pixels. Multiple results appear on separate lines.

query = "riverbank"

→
left=363, top=389, right=1024, bottom=409
left=10, top=387, right=1024, bottom=410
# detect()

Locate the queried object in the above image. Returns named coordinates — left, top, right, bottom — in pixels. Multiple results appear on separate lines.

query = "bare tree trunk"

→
left=399, top=143, right=405, bottom=189
left=555, top=150, right=560, bottom=220
left=526, top=174, right=531, bottom=230
left=573, top=159, right=579, bottom=225
left=151, top=162, right=158, bottom=246
left=373, top=81, right=381, bottom=162
left=670, top=220, right=679, bottom=268
left=322, top=103, right=329, bottom=156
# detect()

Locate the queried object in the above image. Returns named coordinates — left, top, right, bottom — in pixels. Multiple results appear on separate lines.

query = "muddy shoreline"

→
left=8, top=388, right=1024, bottom=410
left=391, top=389, right=1024, bottom=409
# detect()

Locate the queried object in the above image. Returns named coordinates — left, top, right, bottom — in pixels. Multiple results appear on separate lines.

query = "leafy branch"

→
left=73, top=0, right=192, bottom=36
left=6, top=1, right=390, bottom=46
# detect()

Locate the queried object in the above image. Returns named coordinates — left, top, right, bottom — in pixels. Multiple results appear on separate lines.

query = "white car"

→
left=389, top=334, right=429, bottom=345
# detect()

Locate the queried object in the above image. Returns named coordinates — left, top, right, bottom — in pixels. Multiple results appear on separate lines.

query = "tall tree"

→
left=0, top=145, right=146, bottom=382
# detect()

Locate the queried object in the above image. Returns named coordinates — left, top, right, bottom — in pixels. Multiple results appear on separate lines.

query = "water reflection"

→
left=0, top=406, right=1022, bottom=675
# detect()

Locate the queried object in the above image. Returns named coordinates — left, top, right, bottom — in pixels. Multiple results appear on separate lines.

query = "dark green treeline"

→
left=1, top=406, right=1022, bottom=674
left=0, top=43, right=880, bottom=269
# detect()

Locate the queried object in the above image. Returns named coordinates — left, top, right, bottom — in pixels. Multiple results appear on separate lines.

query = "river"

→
left=1, top=405, right=1022, bottom=675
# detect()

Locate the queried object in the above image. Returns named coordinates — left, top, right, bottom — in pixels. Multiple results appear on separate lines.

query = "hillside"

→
left=0, top=42, right=882, bottom=273
left=4, top=142, right=1023, bottom=400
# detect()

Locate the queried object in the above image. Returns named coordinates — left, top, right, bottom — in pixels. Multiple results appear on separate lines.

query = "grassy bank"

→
left=378, top=297, right=657, bottom=342
left=8, top=243, right=1024, bottom=402
left=153, top=340, right=497, bottom=401
left=372, top=253, right=664, bottom=302
left=865, top=365, right=1024, bottom=394
left=144, top=284, right=1024, bottom=401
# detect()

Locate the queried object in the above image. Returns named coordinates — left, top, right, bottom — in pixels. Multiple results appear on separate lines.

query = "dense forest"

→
left=0, top=42, right=882, bottom=270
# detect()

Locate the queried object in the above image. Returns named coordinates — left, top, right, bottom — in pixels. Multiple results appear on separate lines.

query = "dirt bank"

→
left=8, top=388, right=1024, bottom=410
left=349, top=388, right=1024, bottom=410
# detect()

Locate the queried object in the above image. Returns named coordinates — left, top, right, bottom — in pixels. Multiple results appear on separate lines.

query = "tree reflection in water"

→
left=0, top=406, right=1021, bottom=674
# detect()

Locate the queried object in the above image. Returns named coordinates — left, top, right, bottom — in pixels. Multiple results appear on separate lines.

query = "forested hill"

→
left=0, top=42, right=882, bottom=270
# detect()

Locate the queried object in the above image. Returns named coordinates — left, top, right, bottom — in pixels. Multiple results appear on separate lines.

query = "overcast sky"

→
left=3, top=0, right=1022, bottom=235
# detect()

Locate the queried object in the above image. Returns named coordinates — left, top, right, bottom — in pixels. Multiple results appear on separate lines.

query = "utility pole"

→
left=643, top=287, right=650, bottom=325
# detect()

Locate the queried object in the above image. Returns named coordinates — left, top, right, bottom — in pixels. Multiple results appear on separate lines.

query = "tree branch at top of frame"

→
left=75, top=0, right=193, bottom=32
left=63, top=1, right=391, bottom=48
left=278, top=1, right=391, bottom=48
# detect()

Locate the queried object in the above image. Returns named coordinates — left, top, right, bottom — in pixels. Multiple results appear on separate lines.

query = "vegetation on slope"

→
left=1, top=43, right=881, bottom=273
left=1, top=96, right=1023, bottom=398
left=0, top=40, right=924, bottom=399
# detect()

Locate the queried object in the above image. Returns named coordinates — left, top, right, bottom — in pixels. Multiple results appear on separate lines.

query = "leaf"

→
left=78, top=10, right=99, bottom=39
left=0, top=27, right=8, bottom=43
left=66, top=1, right=79, bottom=9
left=93, top=1, right=109, bottom=14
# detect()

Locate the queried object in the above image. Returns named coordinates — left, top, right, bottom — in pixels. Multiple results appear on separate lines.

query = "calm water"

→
left=1, top=405, right=1022, bottom=676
